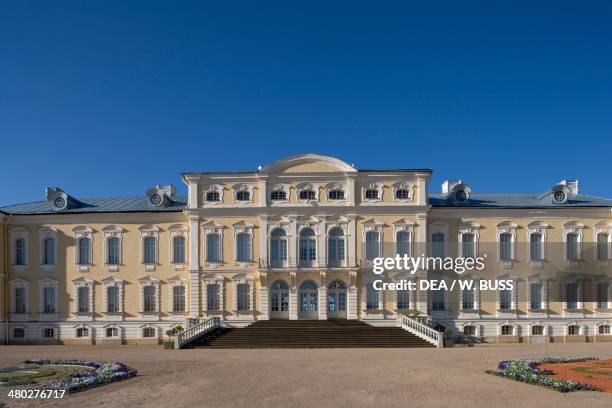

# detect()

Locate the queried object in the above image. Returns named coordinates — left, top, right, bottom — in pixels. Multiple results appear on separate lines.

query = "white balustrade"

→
left=175, top=317, right=221, bottom=349
left=396, top=314, right=444, bottom=348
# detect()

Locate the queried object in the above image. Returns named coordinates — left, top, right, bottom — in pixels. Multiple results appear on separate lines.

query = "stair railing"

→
left=397, top=314, right=444, bottom=348
left=175, top=317, right=221, bottom=349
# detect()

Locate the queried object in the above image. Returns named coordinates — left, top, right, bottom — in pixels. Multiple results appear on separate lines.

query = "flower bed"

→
left=486, top=357, right=601, bottom=392
left=23, top=359, right=137, bottom=394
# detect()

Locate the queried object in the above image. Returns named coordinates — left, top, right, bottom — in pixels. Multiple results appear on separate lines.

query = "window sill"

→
left=173, top=263, right=186, bottom=271
left=40, top=264, right=56, bottom=271
left=205, top=261, right=223, bottom=269
left=529, top=260, right=544, bottom=268
left=77, top=265, right=90, bottom=272
left=144, top=263, right=156, bottom=272
left=106, top=264, right=120, bottom=272
left=11, top=265, right=26, bottom=272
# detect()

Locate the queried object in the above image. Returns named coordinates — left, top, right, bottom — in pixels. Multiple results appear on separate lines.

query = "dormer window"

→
left=365, top=189, right=379, bottom=200
left=206, top=191, right=220, bottom=202
left=299, top=190, right=316, bottom=200
left=146, top=185, right=176, bottom=208
left=271, top=190, right=286, bottom=201
left=553, top=190, right=567, bottom=204
left=455, top=190, right=467, bottom=202
left=149, top=193, right=163, bottom=206
left=328, top=190, right=345, bottom=200
left=236, top=191, right=250, bottom=201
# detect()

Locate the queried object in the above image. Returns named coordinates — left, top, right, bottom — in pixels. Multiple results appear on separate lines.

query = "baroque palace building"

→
left=0, top=154, right=611, bottom=345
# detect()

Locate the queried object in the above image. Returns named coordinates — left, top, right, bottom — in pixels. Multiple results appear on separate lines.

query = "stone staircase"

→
left=183, top=319, right=435, bottom=348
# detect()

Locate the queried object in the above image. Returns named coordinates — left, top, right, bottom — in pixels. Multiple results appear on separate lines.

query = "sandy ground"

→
left=0, top=343, right=611, bottom=408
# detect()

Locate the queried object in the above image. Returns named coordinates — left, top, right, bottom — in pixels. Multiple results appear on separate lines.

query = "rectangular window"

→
left=237, top=283, right=250, bottom=311
left=431, top=233, right=445, bottom=258
left=530, top=233, right=543, bottom=261
left=107, top=237, right=120, bottom=265
left=206, top=234, right=220, bottom=262
left=15, top=287, right=26, bottom=314
left=207, top=284, right=220, bottom=311
left=566, top=233, right=580, bottom=260
left=107, top=286, right=119, bottom=313
left=461, top=234, right=475, bottom=258
left=365, top=232, right=380, bottom=260
left=78, top=238, right=91, bottom=265
left=597, top=283, right=608, bottom=309
left=143, top=237, right=156, bottom=264
left=43, top=238, right=55, bottom=265
left=14, top=238, right=26, bottom=265
left=143, top=286, right=156, bottom=312
left=432, top=290, right=445, bottom=311
left=396, top=290, right=410, bottom=310
left=366, top=284, right=379, bottom=310
left=597, top=233, right=609, bottom=261
left=499, top=233, right=512, bottom=261
left=173, top=236, right=186, bottom=264
left=396, top=232, right=411, bottom=257
left=78, top=286, right=90, bottom=313
left=173, top=286, right=185, bottom=312
left=462, top=289, right=475, bottom=310
left=43, top=287, right=55, bottom=314
left=530, top=283, right=542, bottom=310
left=499, top=289, right=512, bottom=310
left=236, top=234, right=252, bottom=262
left=566, top=283, right=579, bottom=309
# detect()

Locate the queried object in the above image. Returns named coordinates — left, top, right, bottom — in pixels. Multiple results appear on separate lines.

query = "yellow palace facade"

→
left=1, top=154, right=611, bottom=345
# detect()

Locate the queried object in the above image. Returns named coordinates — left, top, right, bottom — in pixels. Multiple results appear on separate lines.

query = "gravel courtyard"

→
left=0, top=343, right=611, bottom=408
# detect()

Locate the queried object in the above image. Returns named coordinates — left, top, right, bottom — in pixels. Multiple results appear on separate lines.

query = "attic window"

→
left=206, top=191, right=220, bottom=202
left=365, top=189, right=379, bottom=200
left=299, top=190, right=316, bottom=200
left=149, top=193, right=163, bottom=207
left=53, top=197, right=66, bottom=209
left=395, top=189, right=410, bottom=200
left=553, top=190, right=567, bottom=204
left=236, top=191, right=250, bottom=201
left=271, top=191, right=286, bottom=201
left=328, top=190, right=345, bottom=200
left=455, top=190, right=467, bottom=202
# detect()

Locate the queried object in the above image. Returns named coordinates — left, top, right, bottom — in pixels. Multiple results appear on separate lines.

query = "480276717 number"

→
left=7, top=389, right=66, bottom=399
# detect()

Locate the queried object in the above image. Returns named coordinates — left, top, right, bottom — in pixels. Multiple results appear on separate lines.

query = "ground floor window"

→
left=531, top=325, right=544, bottom=336
left=13, top=328, right=25, bottom=338
left=500, top=325, right=513, bottom=336
left=237, top=283, right=250, bottom=311
left=396, top=289, right=410, bottom=310
left=598, top=325, right=610, bottom=335
left=366, top=283, right=379, bottom=310
left=43, top=328, right=55, bottom=338
left=567, top=325, right=580, bottom=335
left=76, top=327, right=89, bottom=338
left=207, top=284, right=220, bottom=311
left=143, top=327, right=156, bottom=337
left=106, top=327, right=119, bottom=338
left=432, top=290, right=445, bottom=311
left=463, top=325, right=476, bottom=336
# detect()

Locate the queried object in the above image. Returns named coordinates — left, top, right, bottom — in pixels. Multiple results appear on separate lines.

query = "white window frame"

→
left=38, top=228, right=57, bottom=271
left=72, top=277, right=94, bottom=318
left=596, top=322, right=611, bottom=336
left=139, top=276, right=160, bottom=317
left=496, top=222, right=517, bottom=267
left=202, top=275, right=224, bottom=315
left=203, top=184, right=224, bottom=205
left=269, top=225, right=290, bottom=267
left=594, top=221, right=612, bottom=264
left=101, top=276, right=124, bottom=318
left=102, top=225, right=123, bottom=272
left=429, top=222, right=449, bottom=259
left=563, top=277, right=583, bottom=312
left=527, top=277, right=547, bottom=312
left=73, top=226, right=93, bottom=271
left=498, top=322, right=516, bottom=336
left=296, top=182, right=319, bottom=203
left=141, top=324, right=158, bottom=338
left=325, top=182, right=347, bottom=202
left=9, top=278, right=29, bottom=318
left=392, top=182, right=415, bottom=202
left=10, top=228, right=29, bottom=270
left=393, top=220, right=414, bottom=257
left=269, top=184, right=290, bottom=204
left=104, top=324, right=121, bottom=338
left=39, top=278, right=59, bottom=318
left=526, top=222, right=549, bottom=266
left=361, top=182, right=383, bottom=203
left=168, top=278, right=187, bottom=315
left=458, top=222, right=481, bottom=258
left=168, top=224, right=188, bottom=269
left=139, top=225, right=160, bottom=271
left=327, top=224, right=347, bottom=267
left=203, top=221, right=224, bottom=266
left=233, top=183, right=254, bottom=204
left=362, top=219, right=384, bottom=263
left=74, top=324, right=91, bottom=339
left=233, top=274, right=255, bottom=313
left=593, top=278, right=611, bottom=311
left=233, top=221, right=254, bottom=265
left=563, top=221, right=584, bottom=265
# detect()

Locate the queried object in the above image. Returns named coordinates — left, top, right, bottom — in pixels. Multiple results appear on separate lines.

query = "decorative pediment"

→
left=260, top=153, right=357, bottom=175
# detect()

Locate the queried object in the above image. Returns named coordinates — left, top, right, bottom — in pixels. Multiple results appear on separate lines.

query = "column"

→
left=258, top=272, right=269, bottom=320
left=289, top=271, right=298, bottom=320
left=347, top=271, right=358, bottom=320
left=188, top=214, right=200, bottom=318
left=417, top=214, right=429, bottom=316
left=348, top=214, right=357, bottom=267
left=318, top=271, right=327, bottom=320
left=318, top=216, right=327, bottom=267
left=259, top=215, right=269, bottom=268
left=289, top=216, right=298, bottom=268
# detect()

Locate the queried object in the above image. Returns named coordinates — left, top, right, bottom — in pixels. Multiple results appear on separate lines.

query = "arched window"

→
left=107, top=237, right=120, bottom=265
left=206, top=191, right=220, bottom=202
left=328, top=190, right=345, bottom=200
left=206, top=234, right=221, bottom=262
left=529, top=233, right=543, bottom=261
left=299, top=228, right=316, bottom=264
left=173, top=236, right=186, bottom=264
left=328, top=227, right=345, bottom=265
left=236, top=233, right=252, bottom=262
left=500, top=325, right=513, bottom=336
left=270, top=190, right=286, bottom=201
left=143, top=236, right=156, bottom=264
left=270, top=229, right=288, bottom=264
left=365, top=231, right=380, bottom=260
left=270, top=280, right=289, bottom=315
left=299, top=280, right=318, bottom=314
left=431, top=233, right=445, bottom=258
left=395, top=189, right=410, bottom=200
left=76, top=327, right=89, bottom=338
left=143, top=327, right=156, bottom=337
left=567, top=325, right=580, bottom=335
left=499, top=233, right=512, bottom=261
left=236, top=191, right=250, bottom=201
left=599, top=324, right=610, bottom=335
left=364, top=189, right=379, bottom=200
left=77, top=237, right=91, bottom=265
left=106, top=327, right=119, bottom=337
left=396, top=231, right=411, bottom=256
left=299, top=190, right=316, bottom=200
left=531, top=325, right=544, bottom=336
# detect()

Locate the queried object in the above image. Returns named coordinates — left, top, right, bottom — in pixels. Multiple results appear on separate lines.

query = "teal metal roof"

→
left=0, top=196, right=187, bottom=215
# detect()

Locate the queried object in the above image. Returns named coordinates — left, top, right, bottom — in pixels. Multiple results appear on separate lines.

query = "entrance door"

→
left=298, top=280, right=318, bottom=319
left=327, top=280, right=347, bottom=319
left=270, top=280, right=289, bottom=319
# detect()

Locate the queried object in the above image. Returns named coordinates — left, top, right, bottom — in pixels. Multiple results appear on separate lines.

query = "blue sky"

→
left=1, top=1, right=611, bottom=206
